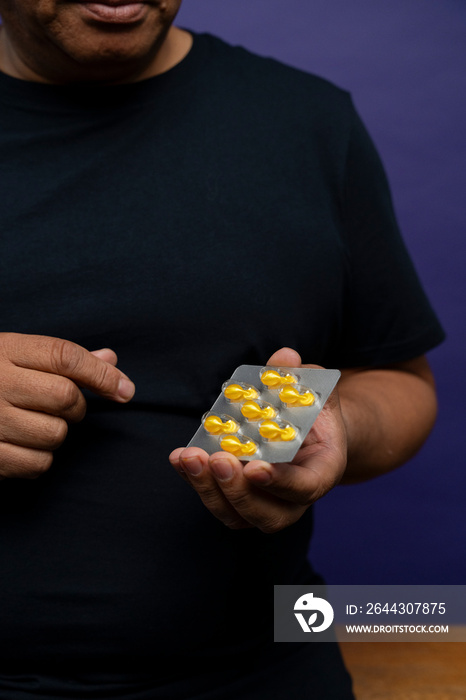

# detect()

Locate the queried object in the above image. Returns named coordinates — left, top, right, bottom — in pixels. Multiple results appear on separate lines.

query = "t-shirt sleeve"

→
left=337, top=98, right=446, bottom=367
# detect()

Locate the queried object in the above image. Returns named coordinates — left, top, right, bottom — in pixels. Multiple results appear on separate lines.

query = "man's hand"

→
left=170, top=345, right=438, bottom=533
left=169, top=347, right=347, bottom=533
left=0, top=333, right=135, bottom=480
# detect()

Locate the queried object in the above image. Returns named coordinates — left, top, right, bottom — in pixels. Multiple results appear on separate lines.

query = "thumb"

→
left=266, top=346, right=302, bottom=368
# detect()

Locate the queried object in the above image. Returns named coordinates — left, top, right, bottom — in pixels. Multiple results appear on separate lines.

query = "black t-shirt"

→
left=0, top=32, right=444, bottom=699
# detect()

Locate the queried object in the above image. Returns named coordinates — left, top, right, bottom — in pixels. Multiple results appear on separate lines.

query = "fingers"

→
left=0, top=405, right=68, bottom=451
left=169, top=447, right=307, bottom=533
left=2, top=366, right=87, bottom=423
left=242, top=460, right=319, bottom=504
left=0, top=334, right=134, bottom=481
left=169, top=447, right=254, bottom=529
left=242, top=449, right=344, bottom=504
left=205, top=452, right=305, bottom=533
left=2, top=333, right=135, bottom=403
left=0, top=442, right=54, bottom=480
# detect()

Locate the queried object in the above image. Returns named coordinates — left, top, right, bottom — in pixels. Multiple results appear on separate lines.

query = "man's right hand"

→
left=0, top=333, right=135, bottom=480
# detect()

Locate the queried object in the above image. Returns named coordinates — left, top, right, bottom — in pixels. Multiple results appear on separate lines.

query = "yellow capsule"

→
left=220, top=436, right=257, bottom=457
left=259, top=420, right=297, bottom=442
left=223, top=383, right=259, bottom=402
left=260, top=369, right=297, bottom=388
left=203, top=415, right=239, bottom=435
left=241, top=400, right=277, bottom=421
left=279, top=385, right=315, bottom=407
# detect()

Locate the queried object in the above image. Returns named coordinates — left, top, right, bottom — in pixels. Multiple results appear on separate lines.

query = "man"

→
left=0, top=1, right=444, bottom=698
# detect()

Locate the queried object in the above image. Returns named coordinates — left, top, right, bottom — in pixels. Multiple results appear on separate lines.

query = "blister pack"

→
left=187, top=365, right=341, bottom=463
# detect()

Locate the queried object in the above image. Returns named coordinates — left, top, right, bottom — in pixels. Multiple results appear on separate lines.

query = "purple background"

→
left=176, top=0, right=466, bottom=584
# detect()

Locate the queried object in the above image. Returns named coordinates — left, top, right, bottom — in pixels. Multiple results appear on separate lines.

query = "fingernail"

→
left=118, top=378, right=135, bottom=400
left=211, top=459, right=233, bottom=481
left=91, top=348, right=109, bottom=357
left=182, top=457, right=203, bottom=476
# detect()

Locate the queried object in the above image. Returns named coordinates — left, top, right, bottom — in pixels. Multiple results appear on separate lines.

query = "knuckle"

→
left=258, top=514, right=289, bottom=534
left=90, top=362, right=116, bottom=395
left=44, top=419, right=68, bottom=450
left=50, top=338, right=82, bottom=375
left=192, top=488, right=234, bottom=521
left=54, top=379, right=81, bottom=414
left=197, top=485, right=223, bottom=508
left=0, top=445, right=53, bottom=480
left=274, top=470, right=317, bottom=506
left=26, top=452, right=54, bottom=478
left=224, top=490, right=251, bottom=512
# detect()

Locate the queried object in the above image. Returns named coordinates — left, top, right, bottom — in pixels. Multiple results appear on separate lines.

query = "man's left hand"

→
left=169, top=347, right=347, bottom=533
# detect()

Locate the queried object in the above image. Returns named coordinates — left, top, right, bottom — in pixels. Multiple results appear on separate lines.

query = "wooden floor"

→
left=338, top=628, right=466, bottom=700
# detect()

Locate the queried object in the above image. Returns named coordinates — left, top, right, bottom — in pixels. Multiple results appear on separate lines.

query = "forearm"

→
left=338, top=356, right=438, bottom=484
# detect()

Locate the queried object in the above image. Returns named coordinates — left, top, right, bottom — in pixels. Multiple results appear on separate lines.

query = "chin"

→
left=56, top=22, right=165, bottom=80
left=73, top=36, right=154, bottom=64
